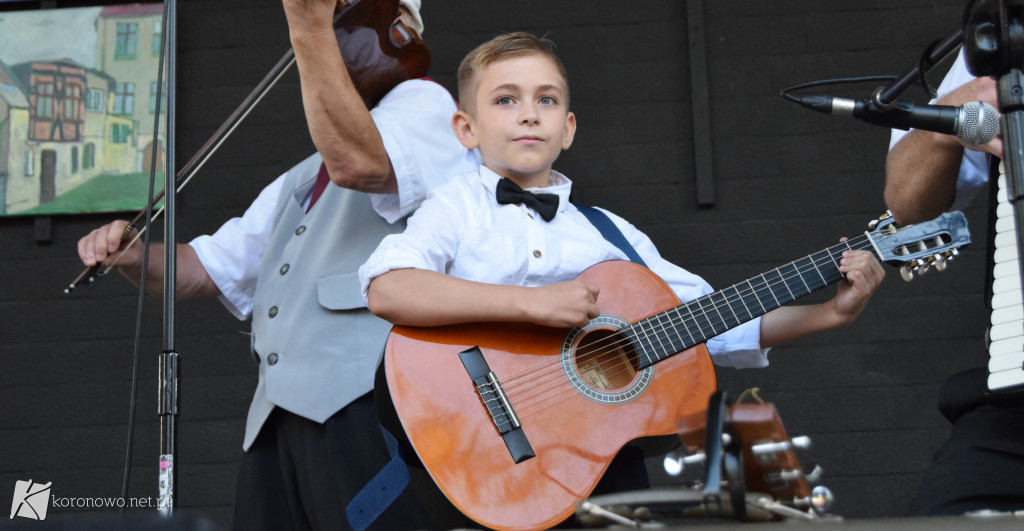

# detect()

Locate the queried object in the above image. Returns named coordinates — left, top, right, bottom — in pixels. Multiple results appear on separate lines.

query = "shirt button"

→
left=279, top=264, right=290, bottom=275
left=266, top=353, right=279, bottom=366
left=268, top=306, right=279, bottom=318
left=533, top=250, right=542, bottom=258
left=295, top=225, right=306, bottom=236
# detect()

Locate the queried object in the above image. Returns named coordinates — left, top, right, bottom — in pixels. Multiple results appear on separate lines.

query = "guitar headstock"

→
left=866, top=210, right=971, bottom=282
left=668, top=395, right=834, bottom=521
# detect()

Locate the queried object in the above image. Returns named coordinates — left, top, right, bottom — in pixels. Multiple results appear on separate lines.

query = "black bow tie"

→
left=495, top=178, right=559, bottom=222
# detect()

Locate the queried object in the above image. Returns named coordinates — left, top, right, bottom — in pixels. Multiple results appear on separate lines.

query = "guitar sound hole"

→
left=574, top=329, right=639, bottom=391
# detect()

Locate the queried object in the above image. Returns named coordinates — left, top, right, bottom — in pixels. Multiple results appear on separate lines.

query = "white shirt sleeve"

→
left=888, top=49, right=990, bottom=210
left=359, top=178, right=466, bottom=298
left=369, top=79, right=480, bottom=223
left=189, top=173, right=286, bottom=320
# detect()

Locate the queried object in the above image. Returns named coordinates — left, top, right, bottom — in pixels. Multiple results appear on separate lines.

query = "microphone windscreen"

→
left=958, top=101, right=1000, bottom=146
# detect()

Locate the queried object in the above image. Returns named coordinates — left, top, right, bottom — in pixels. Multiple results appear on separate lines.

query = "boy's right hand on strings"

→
left=77, top=220, right=140, bottom=268
left=527, top=281, right=601, bottom=328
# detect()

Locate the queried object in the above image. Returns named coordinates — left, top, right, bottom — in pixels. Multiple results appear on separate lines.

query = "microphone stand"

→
left=963, top=0, right=1024, bottom=392
left=874, top=24, right=966, bottom=108
left=155, top=0, right=178, bottom=515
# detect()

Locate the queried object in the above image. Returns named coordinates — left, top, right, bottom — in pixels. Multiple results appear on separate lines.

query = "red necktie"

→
left=307, top=162, right=330, bottom=213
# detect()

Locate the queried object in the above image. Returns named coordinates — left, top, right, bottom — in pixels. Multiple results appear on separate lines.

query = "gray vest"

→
left=243, top=153, right=405, bottom=450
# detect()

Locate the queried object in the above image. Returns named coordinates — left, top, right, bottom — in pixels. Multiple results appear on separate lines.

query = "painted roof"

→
left=0, top=60, right=28, bottom=108
left=100, top=3, right=163, bottom=17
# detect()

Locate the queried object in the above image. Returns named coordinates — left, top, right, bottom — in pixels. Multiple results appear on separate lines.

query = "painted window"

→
left=116, top=22, right=138, bottom=59
left=110, top=123, right=132, bottom=144
left=24, top=149, right=34, bottom=176
left=85, top=88, right=104, bottom=111
left=152, top=20, right=162, bottom=56
left=83, top=143, right=95, bottom=170
left=35, top=82, right=54, bottom=118
left=113, top=82, right=134, bottom=115
left=63, top=84, right=81, bottom=120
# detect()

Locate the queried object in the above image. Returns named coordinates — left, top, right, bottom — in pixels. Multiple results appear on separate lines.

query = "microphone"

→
left=797, top=96, right=1000, bottom=146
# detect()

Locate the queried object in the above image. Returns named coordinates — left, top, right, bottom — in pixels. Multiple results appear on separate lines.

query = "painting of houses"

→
left=0, top=3, right=165, bottom=216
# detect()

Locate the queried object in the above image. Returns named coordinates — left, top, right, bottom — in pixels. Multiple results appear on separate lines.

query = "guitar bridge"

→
left=459, top=347, right=535, bottom=464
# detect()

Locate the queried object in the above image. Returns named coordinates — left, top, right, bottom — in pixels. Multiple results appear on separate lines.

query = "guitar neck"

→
left=631, top=233, right=877, bottom=369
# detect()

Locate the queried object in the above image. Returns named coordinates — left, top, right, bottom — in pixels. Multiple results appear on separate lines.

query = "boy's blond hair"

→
left=457, top=32, right=570, bottom=114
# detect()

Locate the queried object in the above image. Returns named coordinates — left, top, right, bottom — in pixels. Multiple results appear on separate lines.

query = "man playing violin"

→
left=76, top=0, right=479, bottom=529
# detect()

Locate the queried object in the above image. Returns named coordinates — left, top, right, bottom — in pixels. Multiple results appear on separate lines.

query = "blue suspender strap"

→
left=345, top=424, right=411, bottom=531
left=574, top=203, right=648, bottom=268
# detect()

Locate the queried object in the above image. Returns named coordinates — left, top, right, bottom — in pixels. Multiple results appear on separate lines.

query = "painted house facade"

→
left=0, top=4, right=164, bottom=214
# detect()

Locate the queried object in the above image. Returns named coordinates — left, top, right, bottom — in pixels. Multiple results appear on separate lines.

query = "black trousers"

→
left=910, top=367, right=1024, bottom=515
left=231, top=394, right=439, bottom=531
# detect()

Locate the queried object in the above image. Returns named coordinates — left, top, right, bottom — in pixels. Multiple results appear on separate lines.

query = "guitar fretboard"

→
left=628, top=235, right=876, bottom=369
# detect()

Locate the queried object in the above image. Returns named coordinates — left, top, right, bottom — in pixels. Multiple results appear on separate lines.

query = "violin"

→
left=65, top=0, right=429, bottom=294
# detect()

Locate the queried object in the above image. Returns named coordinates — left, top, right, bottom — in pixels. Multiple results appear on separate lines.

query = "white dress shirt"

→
left=189, top=78, right=480, bottom=320
left=360, top=165, right=769, bottom=368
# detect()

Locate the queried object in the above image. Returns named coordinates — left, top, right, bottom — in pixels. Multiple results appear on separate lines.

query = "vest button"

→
left=533, top=250, right=542, bottom=258
left=295, top=225, right=307, bottom=236
left=279, top=264, right=290, bottom=275
left=266, top=352, right=279, bottom=365
left=268, top=306, right=279, bottom=318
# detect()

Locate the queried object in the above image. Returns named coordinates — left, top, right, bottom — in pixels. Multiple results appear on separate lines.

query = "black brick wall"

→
left=0, top=0, right=988, bottom=528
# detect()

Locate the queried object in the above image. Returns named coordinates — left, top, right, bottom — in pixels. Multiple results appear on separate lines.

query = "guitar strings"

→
left=501, top=237, right=869, bottom=420
left=478, top=232, right=887, bottom=424
left=495, top=236, right=869, bottom=415
left=524, top=235, right=866, bottom=382
left=492, top=236, right=873, bottom=427
left=498, top=236, right=866, bottom=411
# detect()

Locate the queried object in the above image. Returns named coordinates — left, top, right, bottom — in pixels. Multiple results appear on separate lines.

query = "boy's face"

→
left=453, top=54, right=576, bottom=188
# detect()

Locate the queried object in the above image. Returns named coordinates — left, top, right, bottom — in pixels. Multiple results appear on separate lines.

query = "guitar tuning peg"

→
left=662, top=450, right=706, bottom=476
left=900, top=263, right=914, bottom=282
left=915, top=258, right=930, bottom=275
left=790, top=435, right=811, bottom=450
left=751, top=435, right=812, bottom=459
left=933, top=254, right=947, bottom=272
left=792, top=484, right=834, bottom=515
left=663, top=453, right=684, bottom=476
left=810, top=485, right=834, bottom=515
left=868, top=219, right=880, bottom=230
left=804, top=464, right=824, bottom=484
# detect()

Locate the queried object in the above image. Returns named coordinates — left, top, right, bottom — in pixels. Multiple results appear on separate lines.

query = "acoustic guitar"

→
left=383, top=211, right=970, bottom=530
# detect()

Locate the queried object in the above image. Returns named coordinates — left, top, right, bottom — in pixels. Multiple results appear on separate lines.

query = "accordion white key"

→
left=989, top=163, right=1024, bottom=390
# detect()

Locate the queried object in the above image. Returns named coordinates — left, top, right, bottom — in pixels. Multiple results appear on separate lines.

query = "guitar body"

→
left=385, top=261, right=717, bottom=530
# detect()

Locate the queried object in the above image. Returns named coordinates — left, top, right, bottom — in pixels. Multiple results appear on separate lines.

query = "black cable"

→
left=780, top=75, right=898, bottom=103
